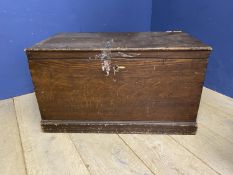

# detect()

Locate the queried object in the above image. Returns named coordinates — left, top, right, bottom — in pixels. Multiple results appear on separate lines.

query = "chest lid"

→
left=26, top=32, right=212, bottom=59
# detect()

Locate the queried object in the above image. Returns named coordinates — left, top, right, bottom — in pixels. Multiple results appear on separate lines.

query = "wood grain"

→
left=26, top=32, right=211, bottom=133
left=26, top=32, right=212, bottom=51
left=198, top=87, right=233, bottom=143
left=120, top=134, right=218, bottom=175
left=198, top=101, right=233, bottom=144
left=4, top=87, right=233, bottom=175
left=30, top=58, right=207, bottom=122
left=14, top=93, right=90, bottom=175
left=201, top=87, right=233, bottom=115
left=70, top=134, right=154, bottom=175
left=171, top=126, right=233, bottom=175
left=27, top=50, right=211, bottom=60
left=41, top=120, right=197, bottom=134
left=0, top=99, right=26, bottom=175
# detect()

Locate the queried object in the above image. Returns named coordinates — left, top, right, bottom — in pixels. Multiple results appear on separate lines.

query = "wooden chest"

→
left=26, top=32, right=212, bottom=134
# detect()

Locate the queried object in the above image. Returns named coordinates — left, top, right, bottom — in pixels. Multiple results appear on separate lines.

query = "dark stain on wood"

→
left=41, top=120, right=197, bottom=135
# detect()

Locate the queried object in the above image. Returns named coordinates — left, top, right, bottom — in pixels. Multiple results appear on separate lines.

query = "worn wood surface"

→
left=27, top=50, right=211, bottom=60
left=29, top=59, right=207, bottom=123
left=26, top=32, right=212, bottom=51
left=70, top=134, right=154, bottom=175
left=198, top=89, right=233, bottom=143
left=41, top=120, right=197, bottom=134
left=120, top=134, right=218, bottom=175
left=0, top=87, right=232, bottom=174
left=0, top=99, right=26, bottom=175
left=198, top=102, right=233, bottom=144
left=171, top=125, right=233, bottom=175
left=172, top=89, right=233, bottom=175
left=14, top=94, right=90, bottom=175
left=26, top=32, right=211, bottom=133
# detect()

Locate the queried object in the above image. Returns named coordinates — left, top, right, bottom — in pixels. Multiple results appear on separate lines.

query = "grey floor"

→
left=0, top=87, right=233, bottom=175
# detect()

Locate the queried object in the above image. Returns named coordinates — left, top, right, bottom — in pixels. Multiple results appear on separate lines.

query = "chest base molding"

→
left=41, top=120, right=197, bottom=134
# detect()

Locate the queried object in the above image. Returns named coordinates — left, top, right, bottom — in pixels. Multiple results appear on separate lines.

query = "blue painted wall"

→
left=0, top=0, right=152, bottom=99
left=1, top=0, right=233, bottom=99
left=151, top=0, right=233, bottom=98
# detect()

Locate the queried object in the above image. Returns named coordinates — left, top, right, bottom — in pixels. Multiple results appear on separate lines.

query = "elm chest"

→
left=26, top=32, right=212, bottom=134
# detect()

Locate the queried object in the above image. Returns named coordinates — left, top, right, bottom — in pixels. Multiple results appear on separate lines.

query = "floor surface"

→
left=0, top=87, right=233, bottom=175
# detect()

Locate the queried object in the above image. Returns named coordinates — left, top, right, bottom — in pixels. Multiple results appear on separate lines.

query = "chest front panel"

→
left=29, top=57, right=207, bottom=122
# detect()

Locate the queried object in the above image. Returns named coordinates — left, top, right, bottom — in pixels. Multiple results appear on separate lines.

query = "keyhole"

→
left=113, top=65, right=126, bottom=75
left=113, top=65, right=119, bottom=75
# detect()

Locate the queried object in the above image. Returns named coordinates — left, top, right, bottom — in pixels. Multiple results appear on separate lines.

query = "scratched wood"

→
left=26, top=32, right=211, bottom=133
left=14, top=93, right=90, bottom=175
left=29, top=58, right=207, bottom=122
left=69, top=134, right=154, bottom=175
left=26, top=32, right=211, bottom=51
left=120, top=134, right=218, bottom=175
left=1, top=87, right=233, bottom=174
left=171, top=126, right=233, bottom=175
left=171, top=88, right=233, bottom=174
left=0, top=99, right=26, bottom=175
left=27, top=50, right=211, bottom=59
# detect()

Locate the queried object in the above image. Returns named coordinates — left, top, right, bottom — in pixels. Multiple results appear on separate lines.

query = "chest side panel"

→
left=29, top=57, right=207, bottom=122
